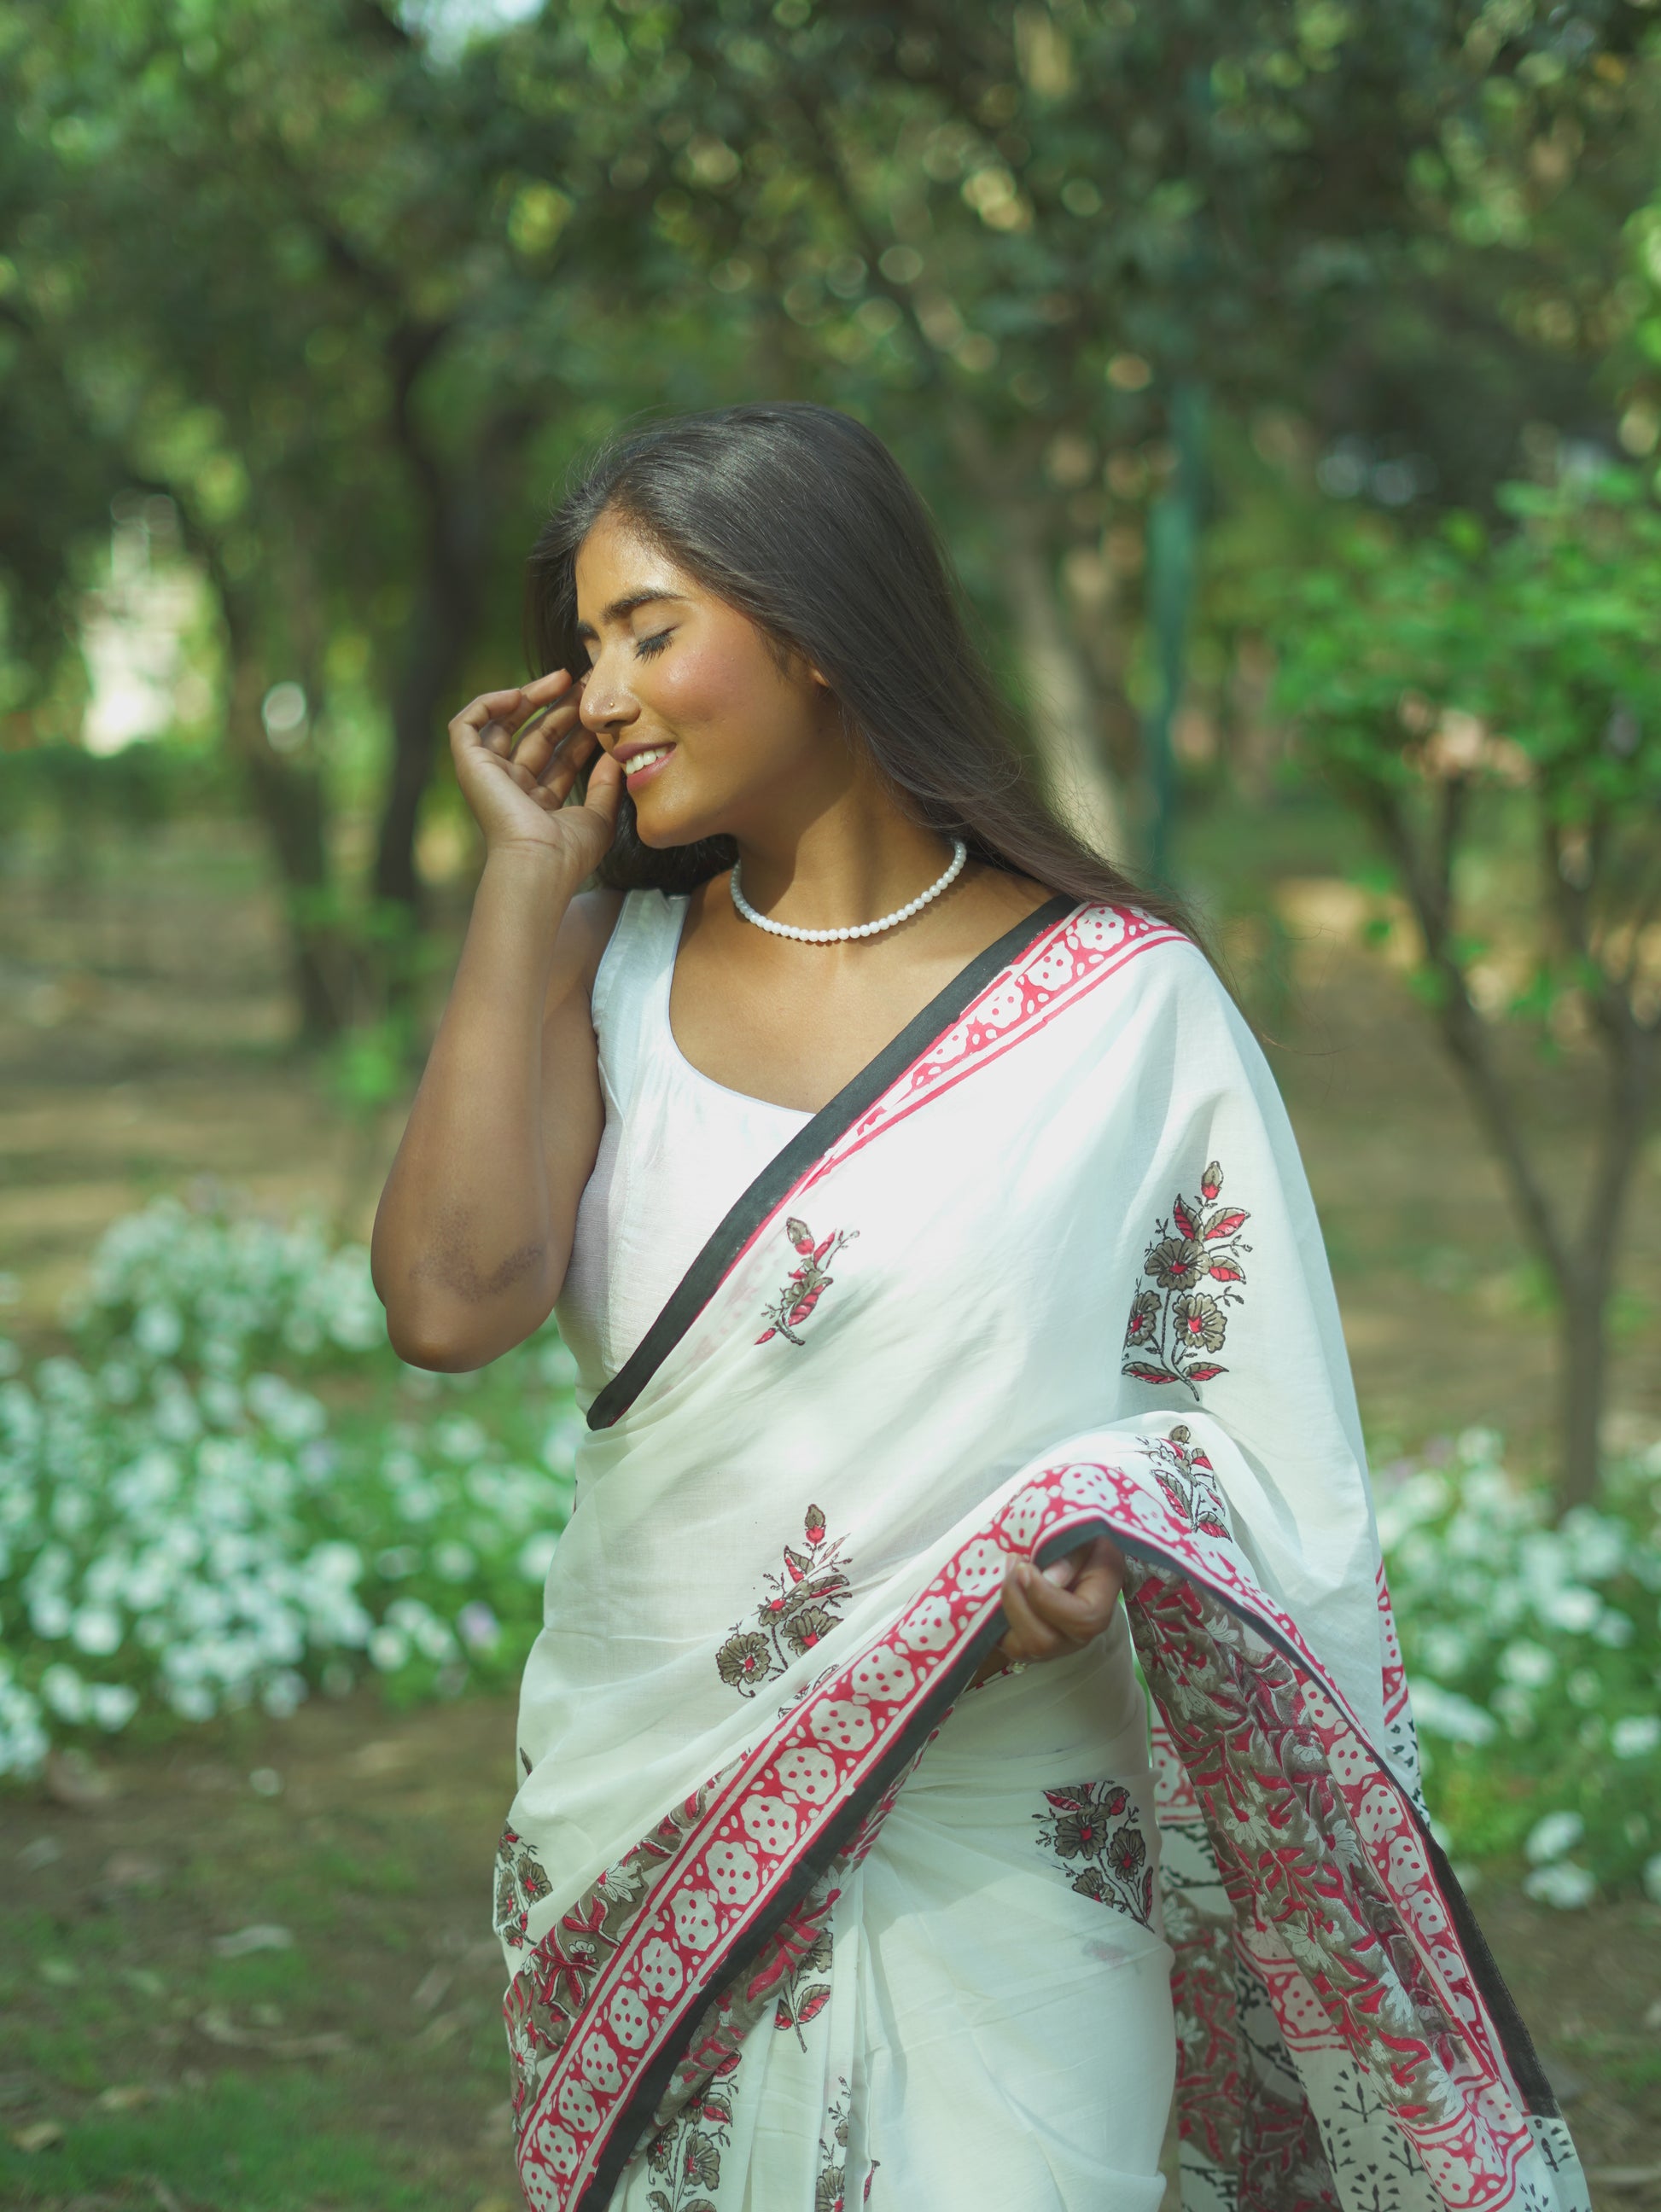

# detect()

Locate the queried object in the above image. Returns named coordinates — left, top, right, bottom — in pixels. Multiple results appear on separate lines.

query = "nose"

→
left=577, top=647, right=640, bottom=742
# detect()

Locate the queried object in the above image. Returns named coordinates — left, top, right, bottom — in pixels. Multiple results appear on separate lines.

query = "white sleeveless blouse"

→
left=555, top=891, right=812, bottom=1410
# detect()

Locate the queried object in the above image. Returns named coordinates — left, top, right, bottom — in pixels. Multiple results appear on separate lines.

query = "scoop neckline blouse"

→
left=650, top=893, right=814, bottom=1126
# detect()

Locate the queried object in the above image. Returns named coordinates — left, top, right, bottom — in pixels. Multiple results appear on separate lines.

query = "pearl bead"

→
left=730, top=838, right=967, bottom=945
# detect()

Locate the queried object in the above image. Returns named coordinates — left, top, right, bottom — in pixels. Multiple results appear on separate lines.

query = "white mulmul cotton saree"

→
left=496, top=897, right=1588, bottom=2212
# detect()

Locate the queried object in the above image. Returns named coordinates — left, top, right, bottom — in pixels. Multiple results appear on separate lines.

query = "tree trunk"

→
left=1000, top=503, right=1129, bottom=866
left=372, top=562, right=477, bottom=913
left=217, top=591, right=346, bottom=1046
left=175, top=517, right=349, bottom=1045
left=1556, top=1264, right=1609, bottom=1513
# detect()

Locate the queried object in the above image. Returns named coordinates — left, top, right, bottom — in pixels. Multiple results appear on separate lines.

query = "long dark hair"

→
left=525, top=401, right=1195, bottom=939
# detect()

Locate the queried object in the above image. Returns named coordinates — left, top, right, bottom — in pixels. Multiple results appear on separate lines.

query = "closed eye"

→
left=634, top=629, right=673, bottom=659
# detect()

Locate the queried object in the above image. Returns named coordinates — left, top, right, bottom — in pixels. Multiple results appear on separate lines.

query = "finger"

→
left=454, top=672, right=575, bottom=755
left=580, top=745, right=626, bottom=830
left=516, top=695, right=587, bottom=784
left=1021, top=1559, right=1113, bottom=1644
left=535, top=728, right=599, bottom=805
left=452, top=686, right=532, bottom=741
left=1000, top=1563, right=1074, bottom=1662
left=1065, top=1539, right=1126, bottom=1618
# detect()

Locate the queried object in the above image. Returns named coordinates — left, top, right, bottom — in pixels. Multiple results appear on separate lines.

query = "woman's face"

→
left=573, top=507, right=845, bottom=848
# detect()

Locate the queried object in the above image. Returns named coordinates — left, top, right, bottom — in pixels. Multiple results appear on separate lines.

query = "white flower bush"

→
left=0, top=1197, right=580, bottom=1778
left=1380, top=1426, right=1661, bottom=1905
left=5, top=1208, right=1658, bottom=1911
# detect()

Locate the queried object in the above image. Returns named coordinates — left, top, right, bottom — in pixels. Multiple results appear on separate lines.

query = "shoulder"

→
left=1063, top=903, right=1249, bottom=1052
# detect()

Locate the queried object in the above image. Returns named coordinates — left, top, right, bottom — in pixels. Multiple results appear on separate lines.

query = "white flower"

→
left=368, top=1625, right=410, bottom=1672
left=1407, top=1679, right=1497, bottom=1746
left=1418, top=1625, right=1472, bottom=1679
left=1537, top=1584, right=1600, bottom=1634
left=260, top=1670, right=307, bottom=1718
left=133, top=1302, right=184, bottom=1358
left=29, top=1592, right=73, bottom=1639
left=1524, top=1810, right=1585, bottom=1865
left=86, top=1682, right=139, bottom=1730
left=1499, top=1640, right=1555, bottom=1689
left=70, top=1607, right=123, bottom=1657
left=1611, top=1714, right=1660, bottom=1761
left=434, top=1417, right=487, bottom=1464
left=457, top=1601, right=500, bottom=1651
left=1492, top=1683, right=1536, bottom=1736
left=40, top=1663, right=89, bottom=1720
left=1560, top=1510, right=1624, bottom=1584
left=433, top=1540, right=476, bottom=1582
left=1522, top=1860, right=1596, bottom=1909
left=518, top=1533, right=559, bottom=1584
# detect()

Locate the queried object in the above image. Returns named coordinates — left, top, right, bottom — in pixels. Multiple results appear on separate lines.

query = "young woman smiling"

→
left=371, top=407, right=1581, bottom=2212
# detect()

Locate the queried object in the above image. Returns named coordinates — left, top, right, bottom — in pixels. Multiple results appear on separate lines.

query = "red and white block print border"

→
left=706, top=904, right=1184, bottom=1303
left=800, top=902, right=1185, bottom=1196
left=513, top=1472, right=1122, bottom=2210
left=1091, top=1459, right=1539, bottom=2211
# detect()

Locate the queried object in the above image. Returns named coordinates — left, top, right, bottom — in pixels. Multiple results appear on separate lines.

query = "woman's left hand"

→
left=974, top=1536, right=1127, bottom=1685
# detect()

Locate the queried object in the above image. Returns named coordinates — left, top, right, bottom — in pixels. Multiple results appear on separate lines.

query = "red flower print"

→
left=1034, top=1781, right=1155, bottom=1928
left=1122, top=1160, right=1251, bottom=1398
left=757, top=1217, right=859, bottom=1347
left=1147, top=1423, right=1232, bottom=1537
left=715, top=1507, right=854, bottom=1698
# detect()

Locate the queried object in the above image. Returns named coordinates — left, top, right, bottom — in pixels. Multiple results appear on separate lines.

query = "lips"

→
left=618, top=742, right=675, bottom=790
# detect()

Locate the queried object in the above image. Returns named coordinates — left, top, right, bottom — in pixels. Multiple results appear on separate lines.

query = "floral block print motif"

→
left=1148, top=1424, right=1232, bottom=1540
left=1034, top=1781, right=1157, bottom=1930
left=756, top=1219, right=859, bottom=1346
left=774, top=1916, right=832, bottom=2048
left=642, top=2041, right=743, bottom=2212
left=1123, top=1159, right=1251, bottom=1394
left=816, top=2081, right=875, bottom=2212
left=496, top=1823, right=556, bottom=1951
left=652, top=1878, right=842, bottom=2137
left=503, top=1786, right=714, bottom=2130
left=716, top=1506, right=853, bottom=1698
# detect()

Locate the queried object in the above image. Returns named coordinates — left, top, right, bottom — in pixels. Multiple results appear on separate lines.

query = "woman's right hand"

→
left=449, top=669, right=625, bottom=879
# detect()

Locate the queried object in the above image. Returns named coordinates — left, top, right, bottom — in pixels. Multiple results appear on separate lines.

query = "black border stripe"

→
left=586, top=893, right=1077, bottom=1431
left=570, top=1516, right=1559, bottom=2209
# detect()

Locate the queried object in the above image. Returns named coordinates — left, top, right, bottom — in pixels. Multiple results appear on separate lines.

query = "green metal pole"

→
left=1142, top=378, right=1207, bottom=885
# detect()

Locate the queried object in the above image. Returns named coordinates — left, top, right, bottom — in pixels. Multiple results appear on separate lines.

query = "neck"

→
left=730, top=789, right=958, bottom=933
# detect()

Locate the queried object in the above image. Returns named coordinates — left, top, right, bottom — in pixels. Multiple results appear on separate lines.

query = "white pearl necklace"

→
left=730, top=838, right=968, bottom=944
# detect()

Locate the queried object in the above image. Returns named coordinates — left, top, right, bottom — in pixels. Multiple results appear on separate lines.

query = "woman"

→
left=372, top=405, right=1582, bottom=2212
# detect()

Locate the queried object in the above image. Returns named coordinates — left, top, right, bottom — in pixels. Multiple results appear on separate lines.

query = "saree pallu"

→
left=498, top=897, right=1587, bottom=2212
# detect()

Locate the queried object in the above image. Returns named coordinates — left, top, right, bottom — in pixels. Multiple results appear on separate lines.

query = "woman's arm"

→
left=370, top=672, right=622, bottom=1370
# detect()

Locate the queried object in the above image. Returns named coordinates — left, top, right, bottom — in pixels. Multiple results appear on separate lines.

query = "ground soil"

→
left=2, top=818, right=1658, bottom=2209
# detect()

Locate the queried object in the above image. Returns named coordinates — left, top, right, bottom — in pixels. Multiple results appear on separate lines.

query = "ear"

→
left=804, top=660, right=834, bottom=691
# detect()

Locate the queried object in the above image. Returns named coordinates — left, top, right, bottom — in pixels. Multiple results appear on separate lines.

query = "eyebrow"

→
left=574, top=588, right=688, bottom=641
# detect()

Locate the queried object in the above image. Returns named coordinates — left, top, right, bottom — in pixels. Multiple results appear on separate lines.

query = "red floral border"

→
left=706, top=904, right=1185, bottom=1302
left=510, top=1446, right=1548, bottom=2212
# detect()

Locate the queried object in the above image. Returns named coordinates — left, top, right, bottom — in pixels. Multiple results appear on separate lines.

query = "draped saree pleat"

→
left=497, top=898, right=1587, bottom=2212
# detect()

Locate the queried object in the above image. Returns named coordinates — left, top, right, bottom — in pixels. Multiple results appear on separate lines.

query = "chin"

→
left=631, top=800, right=725, bottom=851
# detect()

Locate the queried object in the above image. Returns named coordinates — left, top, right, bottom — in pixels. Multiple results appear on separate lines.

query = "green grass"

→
left=2, top=1696, right=522, bottom=2210
left=0, top=2071, right=457, bottom=2209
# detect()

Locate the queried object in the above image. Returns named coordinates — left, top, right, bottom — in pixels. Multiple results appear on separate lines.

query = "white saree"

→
left=497, top=897, right=1588, bottom=2212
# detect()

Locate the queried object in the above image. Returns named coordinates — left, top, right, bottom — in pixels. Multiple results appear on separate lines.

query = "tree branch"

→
left=1367, top=779, right=1576, bottom=1289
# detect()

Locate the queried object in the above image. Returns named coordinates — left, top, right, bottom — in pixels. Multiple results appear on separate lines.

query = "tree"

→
left=539, top=0, right=1656, bottom=873
left=1271, top=471, right=1661, bottom=1509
